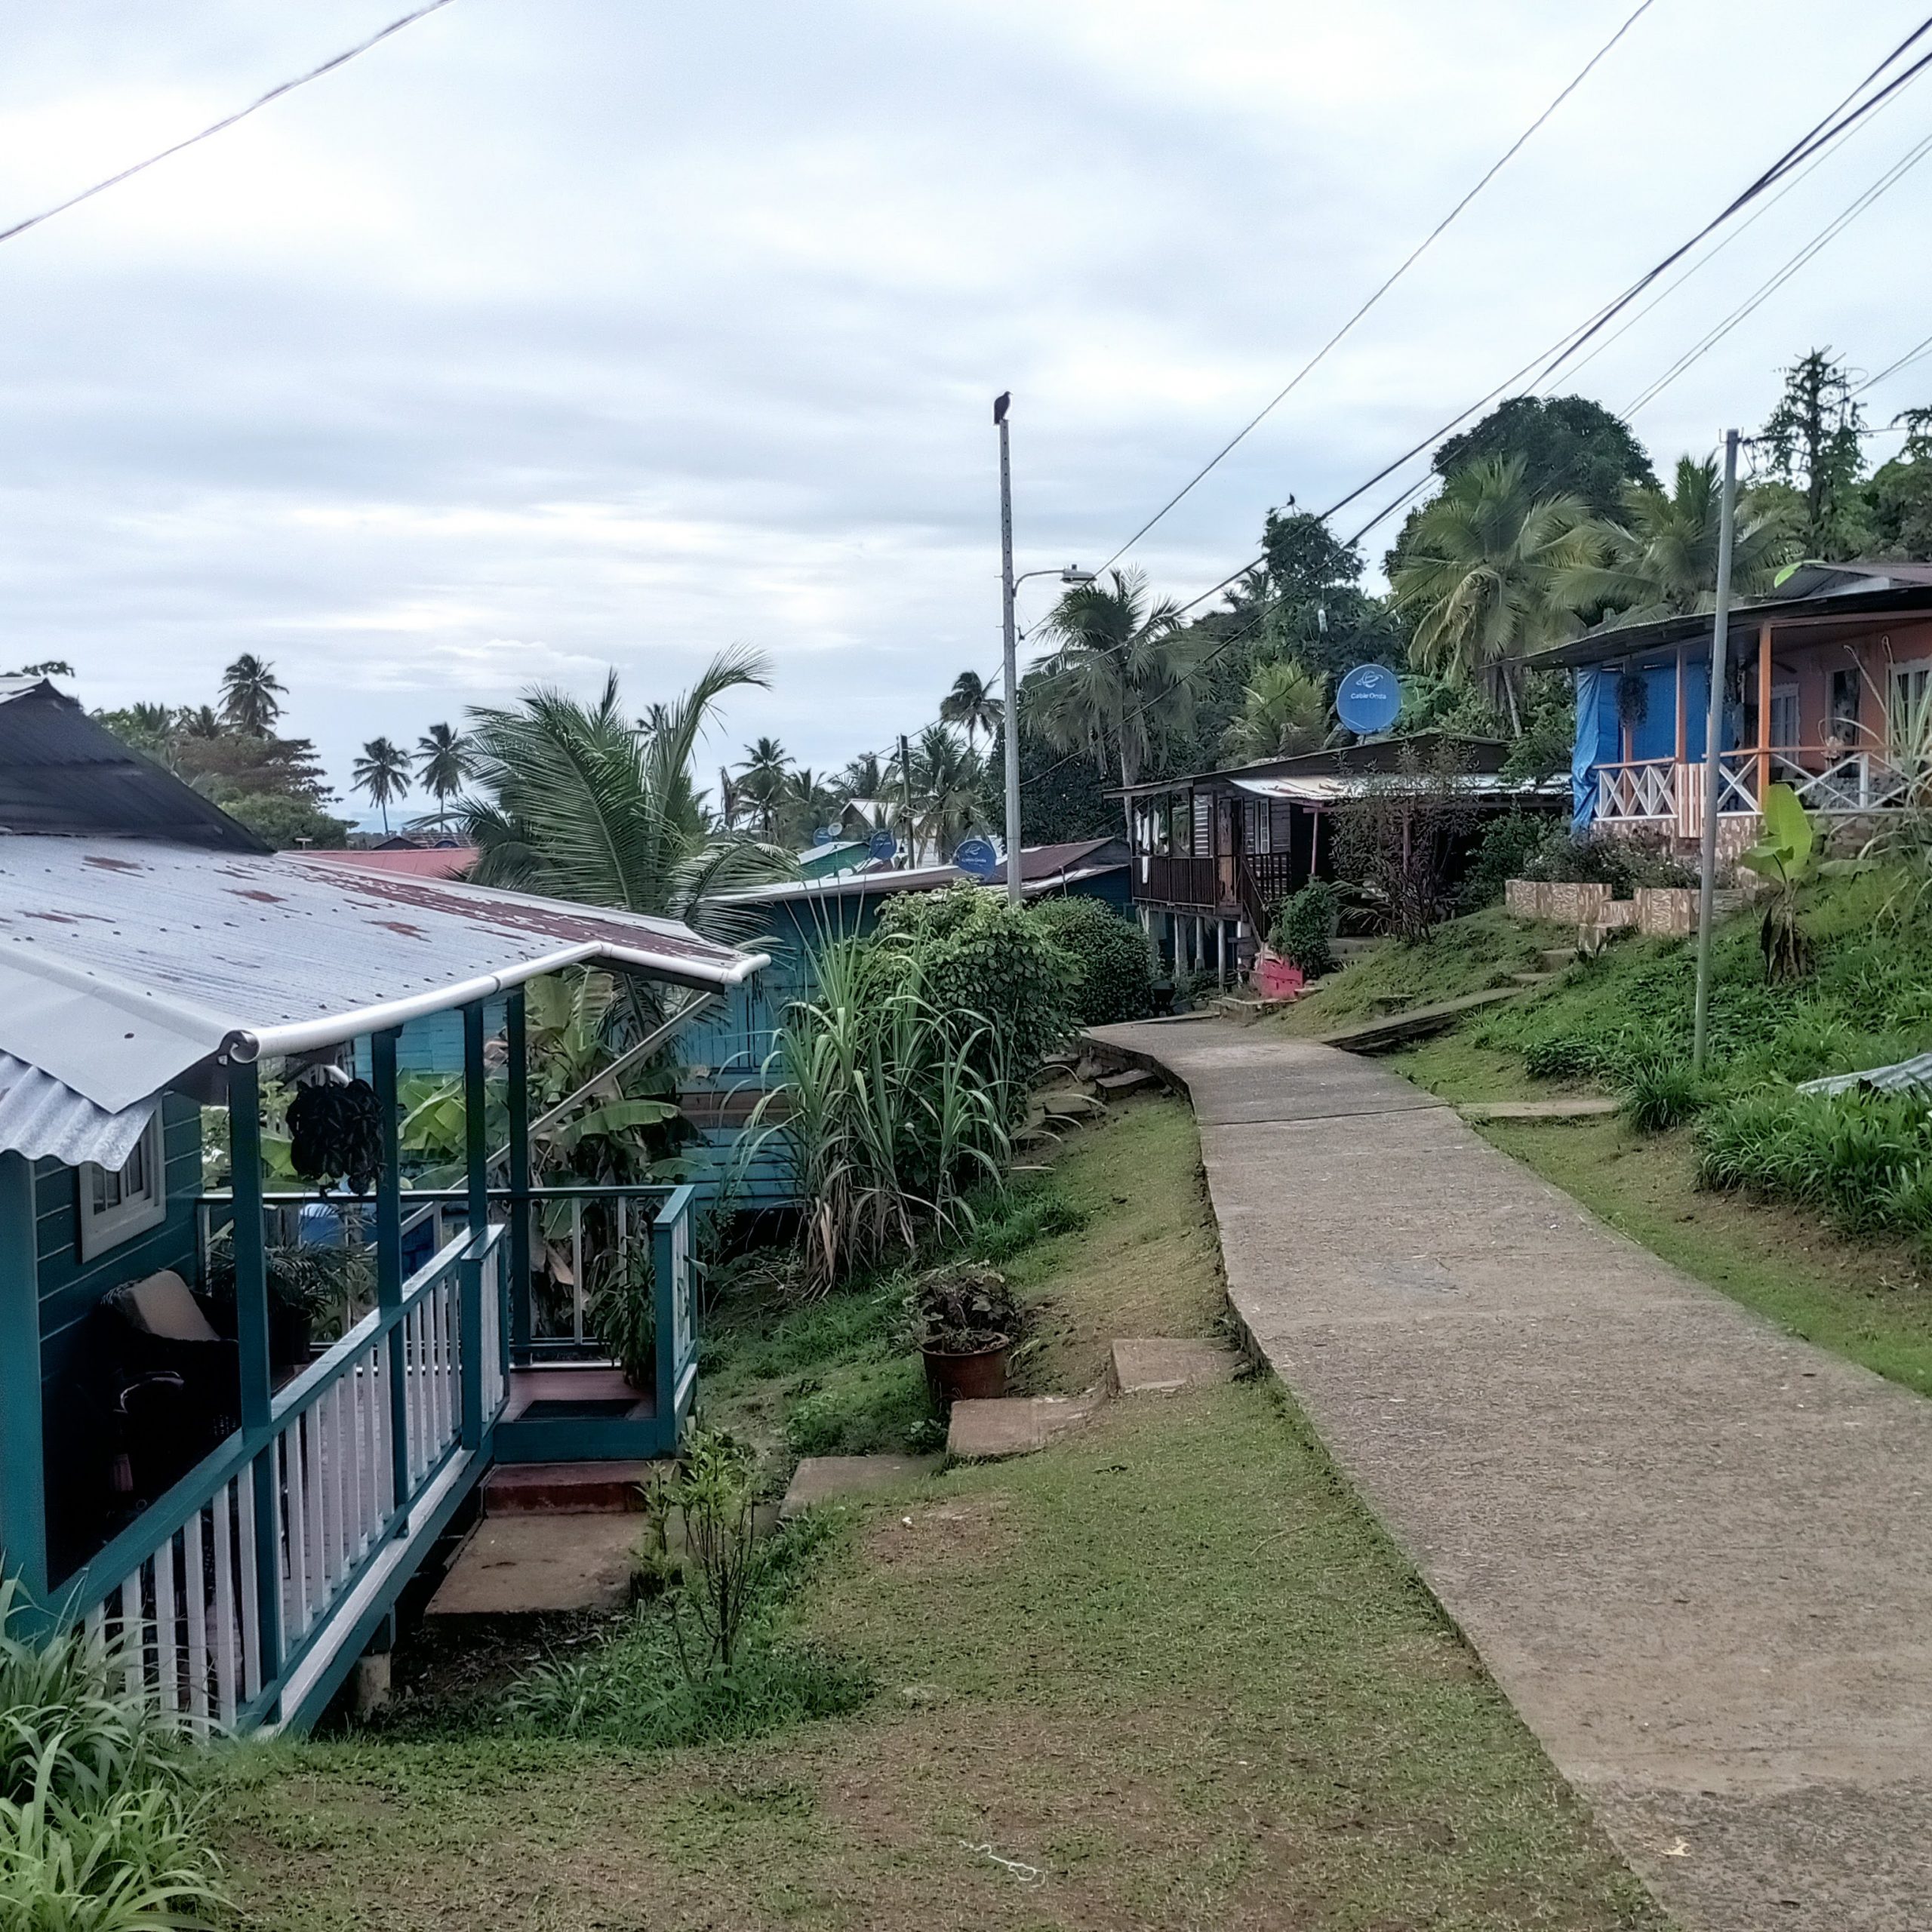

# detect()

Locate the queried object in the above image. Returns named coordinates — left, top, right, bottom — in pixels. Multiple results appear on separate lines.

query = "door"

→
left=1216, top=796, right=1238, bottom=909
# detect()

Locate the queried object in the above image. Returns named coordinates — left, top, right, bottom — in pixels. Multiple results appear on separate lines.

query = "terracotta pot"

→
left=921, top=1338, right=1011, bottom=1404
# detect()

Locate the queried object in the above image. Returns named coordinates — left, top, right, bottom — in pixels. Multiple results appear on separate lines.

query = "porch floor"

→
left=494, top=1364, right=662, bottom=1465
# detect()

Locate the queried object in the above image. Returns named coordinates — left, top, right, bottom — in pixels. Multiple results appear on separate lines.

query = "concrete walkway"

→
left=1091, top=1020, right=1932, bottom=1932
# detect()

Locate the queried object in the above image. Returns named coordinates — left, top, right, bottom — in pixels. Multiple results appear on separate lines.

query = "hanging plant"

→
left=287, top=1075, right=384, bottom=1193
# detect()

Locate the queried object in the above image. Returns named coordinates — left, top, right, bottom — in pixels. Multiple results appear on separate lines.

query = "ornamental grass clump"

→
left=0, top=1578, right=225, bottom=1930
left=1619, top=1060, right=1706, bottom=1135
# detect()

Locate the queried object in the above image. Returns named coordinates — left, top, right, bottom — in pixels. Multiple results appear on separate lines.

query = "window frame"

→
left=77, top=1113, right=168, bottom=1262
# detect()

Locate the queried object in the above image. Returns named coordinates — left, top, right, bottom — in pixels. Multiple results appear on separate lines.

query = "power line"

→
left=1094, top=0, right=1659, bottom=577
left=1858, top=326, right=1932, bottom=394
left=0, top=0, right=460, bottom=249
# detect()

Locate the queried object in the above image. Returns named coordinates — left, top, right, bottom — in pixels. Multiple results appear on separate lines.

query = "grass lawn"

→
left=210, top=1098, right=1660, bottom=1931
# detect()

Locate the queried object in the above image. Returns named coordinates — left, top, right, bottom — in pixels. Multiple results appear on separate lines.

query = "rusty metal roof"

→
left=0, top=837, right=768, bottom=1144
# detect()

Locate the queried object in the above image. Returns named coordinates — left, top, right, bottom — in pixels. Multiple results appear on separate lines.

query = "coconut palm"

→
left=835, top=751, right=887, bottom=803
left=352, top=737, right=412, bottom=833
left=895, top=724, right=989, bottom=861
left=1391, top=456, right=1607, bottom=732
left=180, top=704, right=224, bottom=740
left=1561, top=455, right=1798, bottom=624
left=219, top=654, right=286, bottom=735
left=414, top=722, right=475, bottom=826
left=780, top=766, right=843, bottom=848
left=1032, top=568, right=1204, bottom=831
left=939, top=669, right=1002, bottom=747
left=1223, top=661, right=1328, bottom=763
left=733, top=736, right=790, bottom=841
left=457, top=648, right=792, bottom=951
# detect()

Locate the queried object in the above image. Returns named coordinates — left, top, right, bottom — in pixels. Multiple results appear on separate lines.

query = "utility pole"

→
left=1692, top=429, right=1739, bottom=1074
left=995, top=392, right=1023, bottom=905
left=898, top=732, right=913, bottom=869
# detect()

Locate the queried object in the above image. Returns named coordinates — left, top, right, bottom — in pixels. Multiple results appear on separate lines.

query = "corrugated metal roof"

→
left=299, top=846, right=478, bottom=879
left=715, top=839, right=1127, bottom=907
left=1798, top=1054, right=1932, bottom=1099
left=0, top=837, right=769, bottom=1135
left=0, top=681, right=266, bottom=852
left=0, top=1051, right=156, bottom=1167
left=1229, top=774, right=1567, bottom=802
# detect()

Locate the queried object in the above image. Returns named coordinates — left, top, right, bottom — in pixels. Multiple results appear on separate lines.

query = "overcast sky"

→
left=4, top=0, right=1931, bottom=813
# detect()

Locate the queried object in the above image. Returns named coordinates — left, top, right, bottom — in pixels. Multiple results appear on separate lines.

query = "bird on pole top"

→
left=993, top=392, right=1010, bottom=424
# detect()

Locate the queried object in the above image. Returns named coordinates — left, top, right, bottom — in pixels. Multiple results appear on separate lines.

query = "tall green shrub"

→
left=1028, top=897, right=1155, bottom=1026
left=1270, top=881, right=1340, bottom=977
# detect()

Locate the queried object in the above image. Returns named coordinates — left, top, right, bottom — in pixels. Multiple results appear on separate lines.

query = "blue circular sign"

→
left=810, top=826, right=834, bottom=846
left=1335, top=663, right=1402, bottom=736
left=868, top=829, right=898, bottom=861
left=952, top=837, right=999, bottom=878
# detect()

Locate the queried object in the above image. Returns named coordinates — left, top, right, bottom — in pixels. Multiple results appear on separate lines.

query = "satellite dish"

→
left=1335, top=663, right=1403, bottom=736
left=868, top=829, right=898, bottom=862
left=810, top=827, right=834, bottom=846
left=952, top=837, right=998, bottom=879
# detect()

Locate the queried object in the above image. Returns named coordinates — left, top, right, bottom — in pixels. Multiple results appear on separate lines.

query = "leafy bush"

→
left=1457, top=814, right=1554, bottom=912
left=1620, top=1060, right=1705, bottom=1134
left=761, top=936, right=1017, bottom=1292
left=1027, top=897, right=1155, bottom=1026
left=1521, top=829, right=1695, bottom=895
left=1697, top=1088, right=1932, bottom=1239
left=509, top=1511, right=871, bottom=1748
left=1270, top=881, right=1340, bottom=976
left=873, top=884, right=1073, bottom=1084
left=0, top=1579, right=224, bottom=1930
left=907, top=1263, right=1022, bottom=1353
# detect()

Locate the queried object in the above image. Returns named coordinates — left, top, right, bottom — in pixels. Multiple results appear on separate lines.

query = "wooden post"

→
left=0, top=1152, right=48, bottom=1608
left=1757, top=620, right=1774, bottom=801
left=506, top=989, right=531, bottom=1362
left=229, top=1057, right=282, bottom=1697
left=460, top=1002, right=487, bottom=1452
left=370, top=1029, right=411, bottom=1522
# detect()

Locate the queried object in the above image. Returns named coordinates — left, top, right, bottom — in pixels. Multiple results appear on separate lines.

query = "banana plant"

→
left=1738, top=781, right=1816, bottom=982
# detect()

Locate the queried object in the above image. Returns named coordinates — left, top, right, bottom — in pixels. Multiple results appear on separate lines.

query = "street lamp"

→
left=995, top=391, right=1094, bottom=903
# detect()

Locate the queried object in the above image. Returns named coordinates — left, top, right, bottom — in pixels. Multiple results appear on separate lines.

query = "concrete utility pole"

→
left=1692, top=428, right=1740, bottom=1074
left=995, top=392, right=1023, bottom=905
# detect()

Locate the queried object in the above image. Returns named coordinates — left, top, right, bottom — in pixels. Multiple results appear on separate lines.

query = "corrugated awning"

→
left=0, top=836, right=768, bottom=1155
left=1230, top=774, right=1568, bottom=802
left=0, top=1052, right=156, bottom=1168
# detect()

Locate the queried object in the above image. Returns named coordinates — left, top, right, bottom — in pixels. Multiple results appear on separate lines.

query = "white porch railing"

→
left=1770, top=749, right=1917, bottom=813
left=1593, top=753, right=1760, bottom=832
left=66, top=1225, right=506, bottom=1735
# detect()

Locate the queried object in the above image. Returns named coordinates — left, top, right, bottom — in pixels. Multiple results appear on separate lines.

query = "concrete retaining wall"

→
left=1506, top=879, right=1750, bottom=939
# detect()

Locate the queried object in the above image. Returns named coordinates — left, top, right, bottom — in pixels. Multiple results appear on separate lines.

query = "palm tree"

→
left=1223, top=661, right=1328, bottom=763
left=414, top=723, right=475, bottom=826
left=733, top=736, right=790, bottom=841
left=180, top=704, right=224, bottom=740
left=352, top=737, right=411, bottom=834
left=219, top=654, right=286, bottom=736
left=780, top=767, right=842, bottom=848
left=939, top=669, right=1002, bottom=747
left=457, top=648, right=792, bottom=952
left=1390, top=456, right=1607, bottom=732
left=835, top=751, right=886, bottom=803
left=1032, top=568, right=1204, bottom=832
left=1561, top=455, right=1798, bottom=624
left=889, top=725, right=988, bottom=862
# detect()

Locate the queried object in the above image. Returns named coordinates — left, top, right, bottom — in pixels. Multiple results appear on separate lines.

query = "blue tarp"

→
left=1571, top=668, right=1617, bottom=832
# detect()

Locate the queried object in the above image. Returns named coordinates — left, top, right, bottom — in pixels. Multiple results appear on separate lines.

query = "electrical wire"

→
left=1857, top=326, right=1932, bottom=394
left=0, top=0, right=460, bottom=248
left=1092, top=0, right=1660, bottom=577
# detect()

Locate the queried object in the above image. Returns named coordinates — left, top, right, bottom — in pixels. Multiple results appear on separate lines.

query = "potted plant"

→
left=200, top=1234, right=351, bottom=1376
left=588, top=1246, right=656, bottom=1392
left=909, top=1263, right=1024, bottom=1403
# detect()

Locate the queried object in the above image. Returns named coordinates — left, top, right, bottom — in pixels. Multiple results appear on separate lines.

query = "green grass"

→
left=208, top=1098, right=1659, bottom=1932
left=1268, top=907, right=1560, bottom=1037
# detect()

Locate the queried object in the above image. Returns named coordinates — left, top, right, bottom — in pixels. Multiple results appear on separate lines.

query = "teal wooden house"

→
left=0, top=680, right=766, bottom=1733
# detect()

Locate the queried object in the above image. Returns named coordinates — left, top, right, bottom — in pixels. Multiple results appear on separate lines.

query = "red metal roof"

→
left=300, top=846, right=478, bottom=880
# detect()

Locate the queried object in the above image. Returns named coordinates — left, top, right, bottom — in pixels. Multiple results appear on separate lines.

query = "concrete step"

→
left=1109, top=1338, right=1241, bottom=1395
left=948, top=1392, right=1100, bottom=1460
left=1509, top=971, right=1560, bottom=987
left=1095, top=1066, right=1158, bottom=1100
left=779, top=1454, right=941, bottom=1521
left=1540, top=947, right=1578, bottom=972
left=426, top=1513, right=643, bottom=1616
left=1318, top=987, right=1524, bottom=1054
left=482, top=1461, right=656, bottom=1515
left=1458, top=1097, right=1620, bottom=1122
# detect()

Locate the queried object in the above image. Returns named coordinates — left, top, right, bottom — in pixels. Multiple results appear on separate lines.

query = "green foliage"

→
left=1028, top=897, right=1155, bottom=1026
left=1456, top=814, right=1552, bottom=912
left=1518, top=827, right=1694, bottom=893
left=508, top=1509, right=872, bottom=1747
left=1865, top=408, right=1932, bottom=560
left=985, top=721, right=1118, bottom=844
left=1270, top=880, right=1340, bottom=975
left=215, top=790, right=352, bottom=849
left=760, top=931, right=1020, bottom=1291
left=0, top=1579, right=224, bottom=1929
left=1620, top=1060, right=1706, bottom=1134
left=1432, top=395, right=1657, bottom=518
left=1697, top=1088, right=1932, bottom=1241
left=1220, top=660, right=1327, bottom=763
left=1757, top=347, right=1872, bottom=558
left=1738, top=783, right=1817, bottom=981
left=586, top=1247, right=655, bottom=1388
left=872, top=884, right=1073, bottom=1081
left=907, top=1263, right=1022, bottom=1353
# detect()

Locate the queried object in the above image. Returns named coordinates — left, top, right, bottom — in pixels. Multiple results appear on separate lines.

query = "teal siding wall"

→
left=35, top=1093, right=202, bottom=1585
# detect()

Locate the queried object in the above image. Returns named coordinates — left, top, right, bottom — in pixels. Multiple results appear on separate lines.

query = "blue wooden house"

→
left=675, top=838, right=1131, bottom=1209
left=0, top=680, right=766, bottom=1733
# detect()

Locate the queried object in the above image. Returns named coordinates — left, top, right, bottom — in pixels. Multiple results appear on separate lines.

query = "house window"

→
left=1192, top=795, right=1212, bottom=854
left=78, top=1115, right=167, bottom=1261
left=1889, top=660, right=1932, bottom=752
left=1769, top=684, right=1799, bottom=750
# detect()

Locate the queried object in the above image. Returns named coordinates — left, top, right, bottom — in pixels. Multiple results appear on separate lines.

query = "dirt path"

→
left=1091, top=1018, right=1932, bottom=1932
